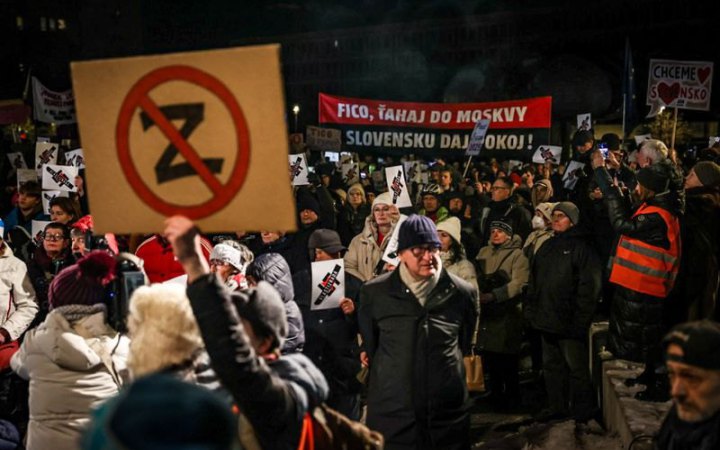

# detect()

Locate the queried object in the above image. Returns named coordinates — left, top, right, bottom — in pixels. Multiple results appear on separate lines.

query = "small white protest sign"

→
left=465, top=119, right=491, bottom=156
left=634, top=134, right=652, bottom=146
left=42, top=164, right=78, bottom=192
left=64, top=148, right=85, bottom=169
left=381, top=214, right=408, bottom=266
left=7, top=152, right=27, bottom=169
left=289, top=154, right=310, bottom=186
left=35, top=142, right=59, bottom=174
left=31, top=220, right=52, bottom=246
left=576, top=113, right=592, bottom=131
left=563, top=161, right=585, bottom=190
left=532, top=145, right=562, bottom=165
left=41, top=190, right=69, bottom=215
left=341, top=162, right=359, bottom=185
left=17, top=169, right=38, bottom=191
left=311, top=259, right=345, bottom=311
left=384, top=165, right=413, bottom=208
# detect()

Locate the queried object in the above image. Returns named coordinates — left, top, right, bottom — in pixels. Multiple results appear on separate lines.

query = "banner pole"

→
left=462, top=156, right=473, bottom=178
left=670, top=106, right=678, bottom=149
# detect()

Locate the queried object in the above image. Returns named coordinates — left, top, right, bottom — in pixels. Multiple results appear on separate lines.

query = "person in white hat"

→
left=436, top=216, right=478, bottom=292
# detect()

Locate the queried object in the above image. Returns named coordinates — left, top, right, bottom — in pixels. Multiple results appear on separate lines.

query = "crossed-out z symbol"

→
left=539, top=147, right=555, bottom=162
left=140, top=103, right=224, bottom=184
left=314, top=264, right=342, bottom=305
left=290, top=157, right=303, bottom=178
left=391, top=170, right=404, bottom=203
left=37, top=147, right=57, bottom=168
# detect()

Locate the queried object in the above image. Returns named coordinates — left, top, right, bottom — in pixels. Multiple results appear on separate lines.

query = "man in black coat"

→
left=525, top=201, right=601, bottom=419
left=475, top=176, right=532, bottom=246
left=358, top=215, right=477, bottom=450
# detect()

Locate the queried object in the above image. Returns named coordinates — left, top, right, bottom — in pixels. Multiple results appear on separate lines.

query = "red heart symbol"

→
left=697, top=67, right=711, bottom=84
left=658, top=82, right=680, bottom=105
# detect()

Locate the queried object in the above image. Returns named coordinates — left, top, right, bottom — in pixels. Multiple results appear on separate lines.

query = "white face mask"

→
left=532, top=215, right=546, bottom=230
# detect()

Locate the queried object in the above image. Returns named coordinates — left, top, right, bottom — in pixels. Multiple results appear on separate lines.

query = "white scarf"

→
left=398, top=259, right=442, bottom=306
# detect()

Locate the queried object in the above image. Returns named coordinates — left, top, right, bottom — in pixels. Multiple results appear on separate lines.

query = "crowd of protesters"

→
left=0, top=130, right=718, bottom=449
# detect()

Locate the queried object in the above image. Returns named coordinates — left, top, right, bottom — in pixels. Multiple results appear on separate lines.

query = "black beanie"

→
left=397, top=215, right=441, bottom=252
left=490, top=219, right=513, bottom=236
left=297, top=195, right=321, bottom=216
left=600, top=133, right=621, bottom=151
left=636, top=165, right=669, bottom=193
left=663, top=320, right=720, bottom=370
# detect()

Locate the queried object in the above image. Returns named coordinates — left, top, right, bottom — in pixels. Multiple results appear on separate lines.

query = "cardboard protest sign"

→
left=7, top=152, right=26, bottom=169
left=646, top=59, right=713, bottom=116
left=64, top=148, right=85, bottom=169
left=35, top=142, right=59, bottom=173
left=41, top=190, right=69, bottom=215
left=576, top=113, right=591, bottom=131
left=42, top=164, right=78, bottom=192
left=311, top=259, right=345, bottom=311
left=71, top=45, right=297, bottom=234
left=341, top=162, right=359, bottom=185
left=32, top=77, right=76, bottom=125
left=31, top=220, right=52, bottom=246
left=319, top=93, right=552, bottom=159
left=465, top=119, right=491, bottom=156
left=306, top=125, right=342, bottom=152
left=634, top=134, right=652, bottom=146
left=532, top=145, right=562, bottom=165
left=289, top=154, right=310, bottom=185
left=381, top=214, right=408, bottom=266
left=385, top=165, right=412, bottom=208
left=16, top=169, right=38, bottom=190
left=563, top=161, right=585, bottom=190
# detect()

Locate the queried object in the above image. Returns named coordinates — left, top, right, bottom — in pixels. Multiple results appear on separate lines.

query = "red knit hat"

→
left=48, top=251, right=117, bottom=309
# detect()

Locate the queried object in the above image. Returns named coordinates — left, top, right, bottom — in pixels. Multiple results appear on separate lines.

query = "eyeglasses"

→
left=43, top=233, right=66, bottom=241
left=409, top=245, right=440, bottom=257
left=490, top=186, right=509, bottom=191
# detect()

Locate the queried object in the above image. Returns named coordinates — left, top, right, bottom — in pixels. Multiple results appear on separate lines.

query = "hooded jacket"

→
left=0, top=244, right=38, bottom=340
left=11, top=308, right=129, bottom=450
left=246, top=253, right=305, bottom=354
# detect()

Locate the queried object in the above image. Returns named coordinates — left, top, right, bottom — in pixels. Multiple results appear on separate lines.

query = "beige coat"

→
left=0, top=244, right=38, bottom=339
left=441, top=252, right=479, bottom=293
left=11, top=310, right=129, bottom=450
left=344, top=216, right=397, bottom=282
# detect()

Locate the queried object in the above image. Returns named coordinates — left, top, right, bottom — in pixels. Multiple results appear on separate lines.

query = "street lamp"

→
left=292, top=104, right=300, bottom=132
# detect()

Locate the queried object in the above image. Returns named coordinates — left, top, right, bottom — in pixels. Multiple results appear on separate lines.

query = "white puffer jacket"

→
left=11, top=309, right=129, bottom=450
left=0, top=244, right=38, bottom=339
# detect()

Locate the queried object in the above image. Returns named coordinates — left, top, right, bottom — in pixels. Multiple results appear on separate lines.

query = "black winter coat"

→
left=247, top=253, right=305, bottom=354
left=525, top=227, right=601, bottom=339
left=337, top=203, right=371, bottom=246
left=358, top=268, right=477, bottom=450
left=476, top=198, right=532, bottom=246
left=186, top=275, right=328, bottom=450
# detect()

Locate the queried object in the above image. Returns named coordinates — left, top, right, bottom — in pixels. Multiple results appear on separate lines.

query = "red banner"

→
left=319, top=93, right=552, bottom=130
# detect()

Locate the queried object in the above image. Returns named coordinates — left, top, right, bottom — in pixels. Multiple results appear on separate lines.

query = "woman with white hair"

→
left=209, top=240, right=253, bottom=291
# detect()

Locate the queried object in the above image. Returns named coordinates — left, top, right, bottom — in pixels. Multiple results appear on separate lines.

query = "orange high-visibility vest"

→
left=609, top=203, right=681, bottom=298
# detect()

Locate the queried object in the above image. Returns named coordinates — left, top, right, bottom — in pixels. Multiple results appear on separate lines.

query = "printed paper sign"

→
left=32, top=77, right=76, bottom=124
left=42, top=164, right=78, bottom=192
left=338, top=153, right=353, bottom=167
left=289, top=154, right=310, bottom=185
left=35, top=142, right=59, bottom=173
left=6, top=152, right=27, bottom=169
left=31, top=220, right=52, bottom=246
left=646, top=59, right=713, bottom=116
left=385, top=165, right=412, bottom=208
left=576, top=113, right=592, bottom=131
left=709, top=136, right=719, bottom=148
left=465, top=119, right=491, bottom=156
left=41, top=190, right=69, bottom=215
left=404, top=161, right=424, bottom=183
left=532, top=145, right=562, bottom=165
left=381, top=214, right=408, bottom=266
left=71, top=45, right=297, bottom=234
left=311, top=259, right=345, bottom=311
left=508, top=160, right=523, bottom=171
left=563, top=161, right=585, bottom=190
left=17, top=169, right=38, bottom=191
left=634, top=134, right=652, bottom=146
left=306, top=125, right=342, bottom=152
left=64, top=148, right=85, bottom=169
left=341, top=162, right=359, bottom=185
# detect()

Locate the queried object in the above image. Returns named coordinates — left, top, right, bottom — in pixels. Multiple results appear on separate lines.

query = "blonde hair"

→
left=347, top=183, right=366, bottom=204
left=127, top=284, right=204, bottom=377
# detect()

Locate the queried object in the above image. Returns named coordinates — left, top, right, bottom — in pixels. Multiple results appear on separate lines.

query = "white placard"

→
left=311, top=259, right=345, bottom=311
left=341, top=162, right=359, bottom=185
left=35, top=142, right=59, bottom=174
left=465, top=119, right=491, bottom=156
left=42, top=164, right=78, bottom=192
left=31, top=220, right=53, bottom=246
left=532, top=145, right=562, bottom=165
left=381, top=214, right=409, bottom=266
left=634, top=134, right=652, bottom=146
left=289, top=154, right=310, bottom=186
left=64, top=148, right=85, bottom=169
left=384, top=165, right=412, bottom=208
left=577, top=113, right=592, bottom=131
left=7, top=152, right=27, bottom=169
left=563, top=160, right=586, bottom=190
left=17, top=169, right=38, bottom=191
left=41, top=190, right=69, bottom=215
